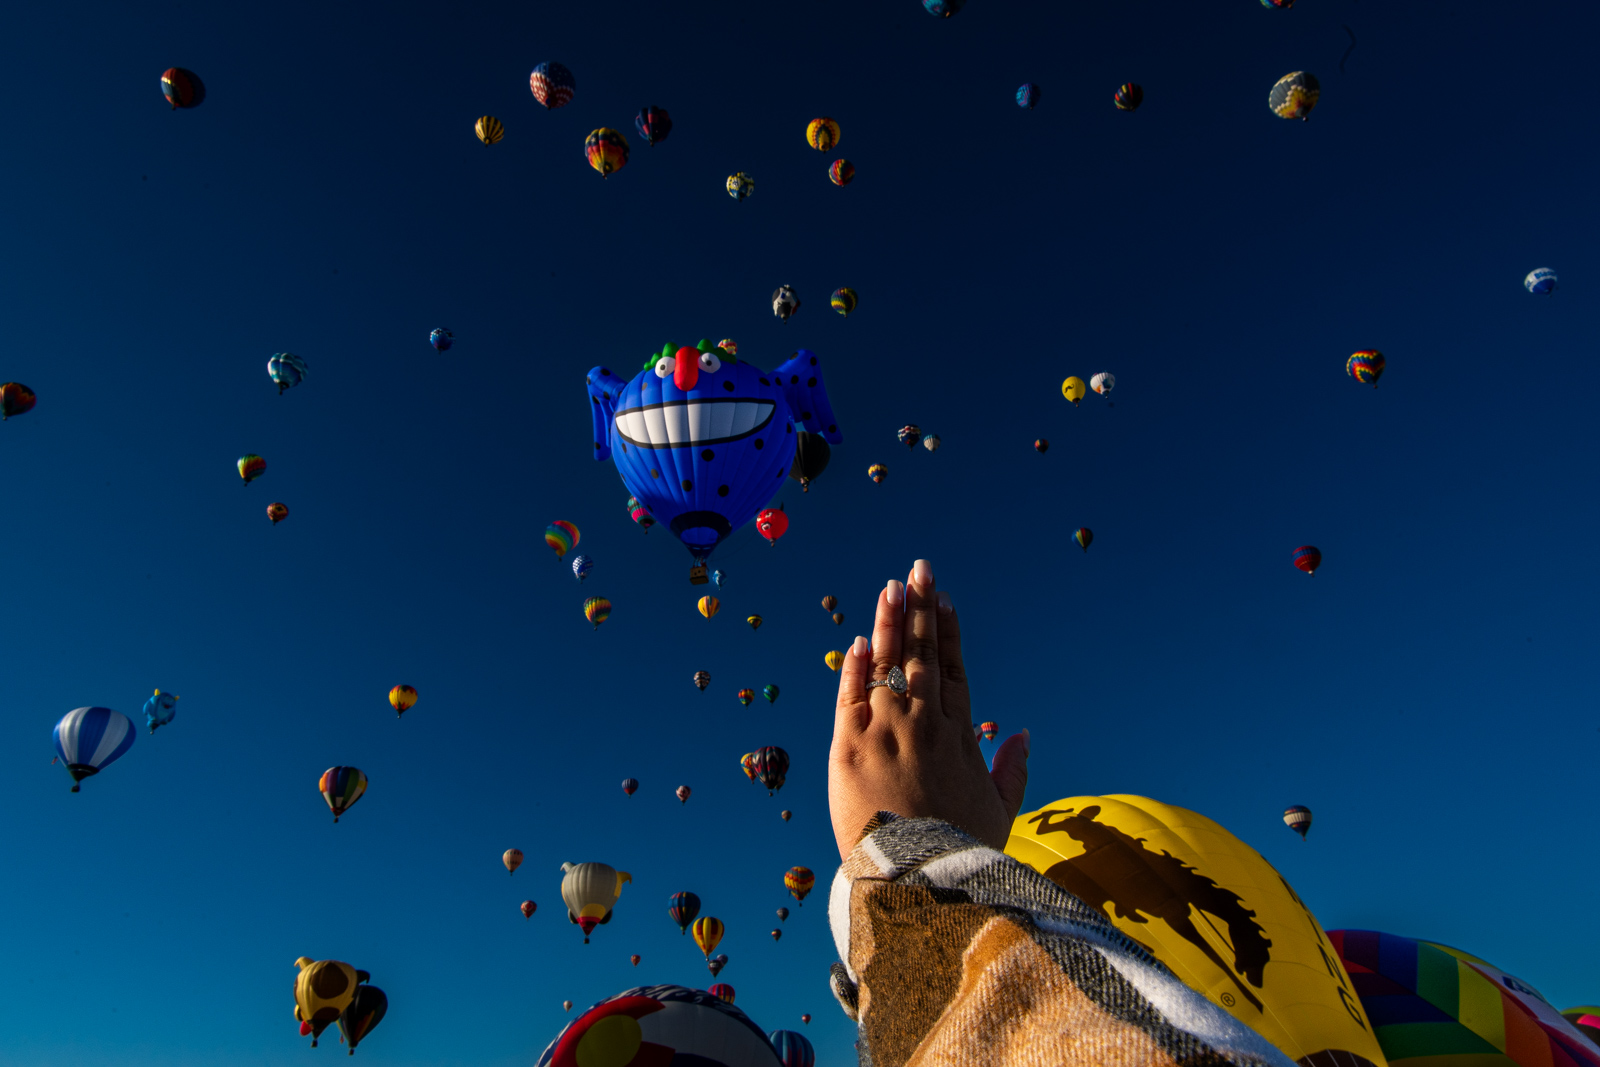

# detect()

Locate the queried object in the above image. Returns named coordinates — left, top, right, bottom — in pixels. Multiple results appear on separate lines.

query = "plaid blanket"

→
left=828, top=813, right=1298, bottom=1067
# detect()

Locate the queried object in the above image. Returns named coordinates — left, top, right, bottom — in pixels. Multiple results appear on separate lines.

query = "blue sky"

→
left=2, top=0, right=1598, bottom=1064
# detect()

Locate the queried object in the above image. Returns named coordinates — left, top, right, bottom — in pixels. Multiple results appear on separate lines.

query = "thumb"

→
left=989, top=729, right=1030, bottom=821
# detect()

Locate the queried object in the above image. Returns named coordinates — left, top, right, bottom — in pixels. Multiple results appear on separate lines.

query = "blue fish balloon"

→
left=143, top=689, right=178, bottom=734
left=586, top=340, right=842, bottom=566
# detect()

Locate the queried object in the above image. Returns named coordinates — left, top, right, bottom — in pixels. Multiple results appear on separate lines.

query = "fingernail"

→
left=937, top=591, right=952, bottom=615
left=886, top=580, right=903, bottom=606
left=1022, top=728, right=1031, bottom=758
left=852, top=636, right=869, bottom=658
left=913, top=559, right=933, bottom=587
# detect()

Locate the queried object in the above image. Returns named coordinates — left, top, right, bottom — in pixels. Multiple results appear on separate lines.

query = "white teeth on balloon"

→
left=615, top=400, right=775, bottom=448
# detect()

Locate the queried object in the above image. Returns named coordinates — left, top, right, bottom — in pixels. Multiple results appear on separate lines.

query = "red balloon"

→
left=756, top=507, right=789, bottom=545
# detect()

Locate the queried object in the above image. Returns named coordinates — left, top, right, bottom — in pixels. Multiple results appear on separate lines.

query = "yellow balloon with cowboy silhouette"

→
left=1007, top=795, right=1388, bottom=1067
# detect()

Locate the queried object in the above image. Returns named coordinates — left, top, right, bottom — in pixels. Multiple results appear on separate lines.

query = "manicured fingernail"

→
left=886, top=580, right=903, bottom=606
left=1022, top=728, right=1031, bottom=758
left=913, top=559, right=933, bottom=587
left=937, top=591, right=952, bottom=615
left=852, top=636, right=869, bottom=658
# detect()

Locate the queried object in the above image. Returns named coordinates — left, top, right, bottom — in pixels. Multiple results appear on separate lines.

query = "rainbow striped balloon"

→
left=545, top=520, right=579, bottom=558
left=583, top=596, right=611, bottom=629
left=1347, top=350, right=1385, bottom=387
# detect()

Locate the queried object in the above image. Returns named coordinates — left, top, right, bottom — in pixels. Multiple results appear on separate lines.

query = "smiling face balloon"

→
left=586, top=340, right=842, bottom=568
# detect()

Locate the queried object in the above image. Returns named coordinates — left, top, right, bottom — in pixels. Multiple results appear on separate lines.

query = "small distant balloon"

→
left=806, top=117, right=840, bottom=151
left=1292, top=545, right=1322, bottom=576
left=897, top=424, right=922, bottom=450
left=1346, top=351, right=1385, bottom=387
left=777, top=907, right=789, bottom=922
left=504, top=848, right=524, bottom=875
left=584, top=127, right=629, bottom=178
left=319, top=766, right=367, bottom=823
left=708, top=955, right=728, bottom=978
left=698, top=596, right=720, bottom=619
left=1035, top=439, right=1049, bottom=453
left=1016, top=83, right=1041, bottom=109
left=521, top=901, right=537, bottom=919
left=727, top=172, right=755, bottom=201
left=1090, top=372, right=1115, bottom=397
left=832, top=612, right=844, bottom=626
left=831, top=287, right=858, bottom=316
left=693, top=671, right=711, bottom=691
left=389, top=685, right=417, bottom=717
left=824, top=650, right=844, bottom=671
left=630, top=953, right=641, bottom=966
left=738, top=689, right=755, bottom=707
left=626, top=495, right=656, bottom=532
left=772, top=285, right=800, bottom=321
left=756, top=507, right=789, bottom=545
left=474, top=116, right=504, bottom=145
left=267, top=352, right=308, bottom=394
left=267, top=502, right=288, bottom=524
left=546, top=520, right=580, bottom=558
left=780, top=810, right=792, bottom=822
left=762, top=684, right=780, bottom=704
left=53, top=707, right=136, bottom=792
left=709, top=983, right=736, bottom=1004
left=923, top=0, right=965, bottom=15
left=143, top=690, right=177, bottom=734
left=0, top=382, right=36, bottom=419
left=669, top=891, right=701, bottom=933
left=430, top=328, right=453, bottom=351
left=1114, top=83, right=1144, bottom=111
left=160, top=67, right=206, bottom=109
left=676, top=785, right=691, bottom=804
left=717, top=339, right=738, bottom=356
left=571, top=554, right=593, bottom=582
left=868, top=463, right=887, bottom=484
left=529, top=62, right=575, bottom=110
left=801, top=1014, right=811, bottom=1025
left=771, top=928, right=782, bottom=942
left=828, top=159, right=855, bottom=187
left=634, top=105, right=672, bottom=147
left=1073, top=527, right=1093, bottom=552
left=693, top=916, right=725, bottom=957
left=771, top=1030, right=816, bottom=1067
left=563, top=1001, right=572, bottom=1012
left=784, top=866, right=815, bottom=904
left=923, top=434, right=940, bottom=453
left=980, top=721, right=999, bottom=741
left=1269, top=71, right=1320, bottom=121
left=622, top=777, right=639, bottom=796
left=1061, top=377, right=1086, bottom=406
left=583, top=596, right=611, bottom=629
left=238, top=454, right=266, bottom=485
left=1525, top=268, right=1558, bottom=295
left=713, top=569, right=726, bottom=588
left=1283, top=805, right=1312, bottom=839
left=821, top=595, right=837, bottom=612
left=747, top=615, right=763, bottom=631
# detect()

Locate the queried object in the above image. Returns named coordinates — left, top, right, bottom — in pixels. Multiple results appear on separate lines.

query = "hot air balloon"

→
left=622, top=778, right=639, bottom=796
left=1526, top=268, right=1558, bottom=294
left=521, top=901, right=537, bottom=919
left=268, top=352, right=308, bottom=394
left=780, top=810, right=791, bottom=822
left=777, top=907, right=789, bottom=922
left=747, top=615, right=763, bottom=631
left=1270, top=71, right=1320, bottom=121
left=319, top=766, right=368, bottom=822
left=430, top=328, right=453, bottom=351
left=770, top=928, right=782, bottom=942
left=669, top=891, right=701, bottom=933
left=1261, top=0, right=1294, bottom=6
left=563, top=1001, right=572, bottom=1013
left=713, top=569, right=726, bottom=588
left=1283, top=805, right=1312, bottom=839
left=784, top=866, right=814, bottom=904
left=756, top=507, right=788, bottom=545
left=772, top=286, right=801, bottom=321
left=546, top=521, right=579, bottom=558
left=693, top=671, right=711, bottom=691
left=160, top=67, right=205, bottom=109
left=1292, top=545, right=1322, bottom=576
left=737, top=689, right=754, bottom=707
left=824, top=650, right=844, bottom=671
left=676, top=785, right=691, bottom=804
left=267, top=502, right=288, bottom=524
left=474, top=115, right=504, bottom=145
left=635, top=105, right=672, bottom=146
left=980, top=721, right=999, bottom=741
left=388, top=685, right=417, bottom=717
left=923, top=434, right=941, bottom=452
left=1016, top=83, right=1041, bottom=109
left=752, top=747, right=789, bottom=795
left=238, top=454, right=266, bottom=485
left=1091, top=372, right=1115, bottom=397
left=727, top=172, right=755, bottom=200
left=868, top=464, right=887, bottom=484
left=52, top=707, right=136, bottom=792
left=584, top=128, right=629, bottom=178
left=821, top=595, right=837, bottom=612
left=771, top=1030, right=816, bottom=1067
left=626, top=495, right=656, bottom=532
left=560, top=861, right=632, bottom=943
left=1035, top=439, right=1049, bottom=453
left=293, top=958, right=367, bottom=1047
left=741, top=752, right=758, bottom=781
left=709, top=954, right=728, bottom=978
left=536, top=986, right=782, bottom=1067
left=586, top=342, right=841, bottom=577
left=584, top=597, right=611, bottom=629
left=698, top=596, right=720, bottom=619
left=831, top=287, right=857, bottom=316
left=1008, top=795, right=1389, bottom=1067
left=338, top=984, right=387, bottom=1054
left=504, top=849, right=524, bottom=875
left=805, top=117, right=840, bottom=151
left=897, top=425, right=922, bottom=449
left=1114, top=83, right=1144, bottom=111
left=1562, top=1008, right=1600, bottom=1047
left=789, top=431, right=832, bottom=492
left=143, top=690, right=177, bottom=734
left=1329, top=931, right=1600, bottom=1067
left=0, top=382, right=36, bottom=419
left=1073, top=528, right=1093, bottom=552
left=828, top=160, right=855, bottom=186
left=924, top=0, right=965, bottom=14
left=709, top=983, right=736, bottom=1003
left=1346, top=351, right=1384, bottom=386
left=693, top=916, right=725, bottom=958
left=1062, top=377, right=1086, bottom=406
left=630, top=954, right=641, bottom=966
left=530, top=62, right=575, bottom=109
left=717, top=339, right=738, bottom=356
left=801, top=1015, right=811, bottom=1025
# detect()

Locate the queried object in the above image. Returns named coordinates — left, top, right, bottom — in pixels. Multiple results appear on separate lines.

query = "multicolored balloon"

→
left=698, top=596, right=720, bottom=619
left=53, top=706, right=136, bottom=791
left=546, top=520, right=580, bottom=558
left=521, top=900, right=537, bottom=919
left=504, top=849, right=524, bottom=875
left=1346, top=351, right=1384, bottom=387
left=676, top=785, right=691, bottom=803
left=238, top=454, right=266, bottom=485
left=923, top=0, right=965, bottom=15
left=897, top=425, right=922, bottom=449
left=293, top=958, right=367, bottom=1047
left=1292, top=546, right=1322, bottom=576
left=669, top=891, right=701, bottom=934
left=634, top=106, right=672, bottom=147
left=389, top=685, right=417, bottom=717
left=584, top=128, right=629, bottom=177
left=748, top=615, right=763, bottom=631
left=559, top=861, right=632, bottom=943
left=1035, top=439, right=1049, bottom=453
left=430, top=328, right=454, bottom=351
left=1114, top=83, right=1144, bottom=111
left=1073, top=527, right=1093, bottom=552
left=267, top=352, right=308, bottom=394
left=536, top=986, right=782, bottom=1067
left=741, top=753, right=757, bottom=781
left=630, top=954, right=641, bottom=966
left=622, top=778, right=639, bottom=796
left=709, top=983, right=735, bottom=1003
left=828, top=159, right=855, bottom=186
left=806, top=117, right=840, bottom=151
left=572, top=554, right=593, bottom=582
left=626, top=495, right=656, bottom=532
left=693, top=671, right=711, bottom=691
left=784, top=866, right=814, bottom=904
left=770, top=1030, right=816, bottom=1067
left=762, top=684, right=779, bottom=704
left=770, top=928, right=782, bottom=942
left=474, top=116, right=504, bottom=145
left=530, top=62, right=575, bottom=109
left=831, top=287, right=857, bottom=316
left=583, top=597, right=611, bottom=629
left=980, top=721, right=998, bottom=741
left=780, top=810, right=792, bottom=822
left=319, top=766, right=368, bottom=822
left=0, top=382, right=36, bottom=419
left=693, top=916, right=725, bottom=957
left=339, top=982, right=387, bottom=1054
left=160, top=67, right=206, bottom=109
left=738, top=689, right=754, bottom=707
left=1526, top=268, right=1558, bottom=295
left=143, top=690, right=177, bottom=734
left=1283, top=805, right=1312, bottom=839
left=717, top=339, right=738, bottom=356
left=772, top=286, right=801, bottom=321
left=1269, top=72, right=1320, bottom=121
left=868, top=463, right=887, bottom=484
left=1561, top=1008, right=1600, bottom=1047
left=709, top=954, right=728, bottom=978
left=1016, top=83, right=1041, bottom=109
left=752, top=747, right=789, bottom=795
left=267, top=502, right=288, bottom=524
left=727, top=172, right=755, bottom=201
left=1091, top=372, right=1115, bottom=397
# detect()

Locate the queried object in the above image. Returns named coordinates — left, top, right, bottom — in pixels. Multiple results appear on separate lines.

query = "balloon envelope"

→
left=337, top=984, right=387, bottom=1054
left=53, top=706, right=136, bottom=789
left=530, top=62, right=575, bottom=109
left=560, top=862, right=632, bottom=942
left=770, top=1030, right=816, bottom=1067
left=143, top=690, right=177, bottom=734
left=669, top=891, right=701, bottom=934
left=536, top=985, right=781, bottom=1067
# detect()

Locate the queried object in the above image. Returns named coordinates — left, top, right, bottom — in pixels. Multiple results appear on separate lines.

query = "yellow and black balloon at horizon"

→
left=292, top=957, right=367, bottom=1048
left=1007, top=795, right=1389, bottom=1067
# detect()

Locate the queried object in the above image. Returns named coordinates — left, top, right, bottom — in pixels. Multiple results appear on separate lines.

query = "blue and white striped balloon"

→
left=1524, top=268, right=1558, bottom=295
left=769, top=1030, right=815, bottom=1067
left=571, top=554, right=593, bottom=582
left=53, top=706, right=136, bottom=792
left=267, top=352, right=308, bottom=393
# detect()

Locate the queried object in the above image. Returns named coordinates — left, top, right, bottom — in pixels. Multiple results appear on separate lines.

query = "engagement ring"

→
left=866, top=665, right=908, bottom=696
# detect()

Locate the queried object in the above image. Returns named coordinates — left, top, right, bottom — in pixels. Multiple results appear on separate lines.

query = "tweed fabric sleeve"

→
left=827, top=813, right=1297, bottom=1067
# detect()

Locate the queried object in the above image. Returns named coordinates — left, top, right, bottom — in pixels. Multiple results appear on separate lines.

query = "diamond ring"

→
left=866, top=665, right=908, bottom=696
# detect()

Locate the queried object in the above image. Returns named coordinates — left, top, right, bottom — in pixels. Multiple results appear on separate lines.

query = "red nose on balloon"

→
left=674, top=346, right=700, bottom=391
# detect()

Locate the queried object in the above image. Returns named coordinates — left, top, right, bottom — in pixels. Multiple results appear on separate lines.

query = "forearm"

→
left=827, top=813, right=1296, bottom=1067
